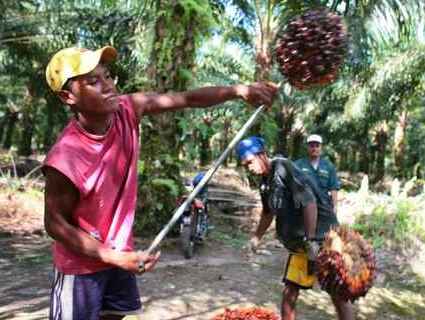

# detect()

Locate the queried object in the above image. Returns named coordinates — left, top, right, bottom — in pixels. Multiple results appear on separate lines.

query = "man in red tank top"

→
left=43, top=46, right=278, bottom=320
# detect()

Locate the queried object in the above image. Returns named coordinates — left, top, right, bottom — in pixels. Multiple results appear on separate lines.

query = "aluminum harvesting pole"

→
left=146, top=104, right=266, bottom=254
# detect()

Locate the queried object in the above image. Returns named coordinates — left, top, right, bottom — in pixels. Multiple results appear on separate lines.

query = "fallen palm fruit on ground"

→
left=316, top=225, right=376, bottom=302
left=212, top=307, right=279, bottom=320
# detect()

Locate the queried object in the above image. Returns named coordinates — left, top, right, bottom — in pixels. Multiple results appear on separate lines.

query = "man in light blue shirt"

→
left=295, top=134, right=340, bottom=214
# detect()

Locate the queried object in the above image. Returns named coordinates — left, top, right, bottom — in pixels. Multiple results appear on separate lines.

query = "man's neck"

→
left=76, top=113, right=113, bottom=135
left=309, top=157, right=320, bottom=169
left=265, top=158, right=272, bottom=175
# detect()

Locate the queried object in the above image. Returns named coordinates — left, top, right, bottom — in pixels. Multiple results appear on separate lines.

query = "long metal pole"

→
left=146, top=104, right=266, bottom=254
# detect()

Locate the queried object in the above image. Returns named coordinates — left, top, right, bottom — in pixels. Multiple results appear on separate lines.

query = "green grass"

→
left=353, top=197, right=425, bottom=248
left=211, top=228, right=249, bottom=249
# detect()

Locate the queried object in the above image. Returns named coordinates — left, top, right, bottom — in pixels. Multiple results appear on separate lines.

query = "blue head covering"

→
left=192, top=172, right=207, bottom=195
left=192, top=172, right=205, bottom=187
left=236, top=136, right=265, bottom=160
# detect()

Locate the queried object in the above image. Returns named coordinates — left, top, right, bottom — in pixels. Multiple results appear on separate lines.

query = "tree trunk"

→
left=339, top=149, right=348, bottom=171
left=136, top=0, right=214, bottom=233
left=199, top=136, right=210, bottom=166
left=373, top=123, right=388, bottom=182
left=393, top=109, right=408, bottom=177
left=2, top=110, right=18, bottom=150
left=18, top=87, right=36, bottom=156
left=18, top=111, right=34, bottom=156
left=221, top=118, right=231, bottom=167
left=145, top=0, right=200, bottom=156
left=42, top=93, right=57, bottom=151
left=356, top=124, right=370, bottom=174
left=358, top=140, right=370, bottom=174
left=199, top=117, right=212, bottom=166
left=251, top=1, right=277, bottom=135
left=291, top=128, right=304, bottom=159
left=348, top=145, right=358, bottom=173
left=0, top=115, right=7, bottom=143
left=275, top=104, right=296, bottom=156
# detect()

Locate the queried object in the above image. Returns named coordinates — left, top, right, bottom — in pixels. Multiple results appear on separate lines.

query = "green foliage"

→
left=151, top=178, right=180, bottom=198
left=353, top=195, right=425, bottom=248
left=2, top=0, right=425, bottom=236
left=0, top=151, right=43, bottom=192
left=211, top=228, right=249, bottom=249
left=135, top=127, right=185, bottom=236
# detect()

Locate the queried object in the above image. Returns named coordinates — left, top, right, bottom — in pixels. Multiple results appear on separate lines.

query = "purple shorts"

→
left=50, top=267, right=142, bottom=320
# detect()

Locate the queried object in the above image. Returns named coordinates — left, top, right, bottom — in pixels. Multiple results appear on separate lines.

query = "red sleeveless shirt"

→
left=44, top=95, right=140, bottom=274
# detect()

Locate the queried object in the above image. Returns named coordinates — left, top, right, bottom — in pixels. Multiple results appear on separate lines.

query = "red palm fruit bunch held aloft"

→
left=316, top=225, right=376, bottom=302
left=212, top=307, right=279, bottom=320
left=275, top=8, right=348, bottom=90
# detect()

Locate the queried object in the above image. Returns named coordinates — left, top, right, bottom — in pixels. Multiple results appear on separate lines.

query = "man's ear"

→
left=57, top=89, right=77, bottom=106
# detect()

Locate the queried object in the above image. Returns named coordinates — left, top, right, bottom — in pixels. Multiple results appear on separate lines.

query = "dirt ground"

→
left=1, top=219, right=425, bottom=320
left=0, top=170, right=425, bottom=320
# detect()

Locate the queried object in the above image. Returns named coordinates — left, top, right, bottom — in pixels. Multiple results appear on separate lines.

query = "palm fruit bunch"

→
left=275, top=8, right=348, bottom=90
left=212, top=307, right=279, bottom=320
left=316, top=225, right=376, bottom=302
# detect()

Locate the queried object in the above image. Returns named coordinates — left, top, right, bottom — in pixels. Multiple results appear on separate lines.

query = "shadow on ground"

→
left=1, top=217, right=425, bottom=320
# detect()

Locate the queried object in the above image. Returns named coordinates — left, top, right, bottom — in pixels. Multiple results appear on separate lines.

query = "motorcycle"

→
left=179, top=173, right=209, bottom=259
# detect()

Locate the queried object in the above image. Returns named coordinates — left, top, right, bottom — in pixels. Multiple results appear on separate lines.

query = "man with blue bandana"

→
left=236, top=136, right=353, bottom=320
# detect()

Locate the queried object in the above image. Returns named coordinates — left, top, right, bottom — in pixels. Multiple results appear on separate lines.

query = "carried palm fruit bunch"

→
left=212, top=307, right=279, bottom=320
left=275, top=8, right=348, bottom=90
left=316, top=225, right=376, bottom=302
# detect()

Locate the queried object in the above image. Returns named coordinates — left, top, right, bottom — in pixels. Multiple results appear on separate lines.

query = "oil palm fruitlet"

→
left=316, top=225, right=376, bottom=302
left=275, top=8, right=348, bottom=90
left=212, top=307, right=279, bottom=320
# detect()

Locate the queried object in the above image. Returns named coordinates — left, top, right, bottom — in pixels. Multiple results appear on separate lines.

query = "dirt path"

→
left=1, top=218, right=424, bottom=320
left=0, top=170, right=424, bottom=320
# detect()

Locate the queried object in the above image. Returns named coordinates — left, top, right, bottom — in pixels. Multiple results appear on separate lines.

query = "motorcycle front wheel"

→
left=180, top=224, right=194, bottom=259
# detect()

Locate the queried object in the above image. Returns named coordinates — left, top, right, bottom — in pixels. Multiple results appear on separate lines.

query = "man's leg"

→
left=100, top=268, right=142, bottom=319
left=331, top=294, right=354, bottom=320
left=49, top=268, right=106, bottom=320
left=281, top=282, right=300, bottom=320
left=281, top=251, right=316, bottom=320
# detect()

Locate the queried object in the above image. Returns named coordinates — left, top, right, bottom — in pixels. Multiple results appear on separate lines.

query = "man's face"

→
left=307, top=142, right=322, bottom=158
left=241, top=153, right=269, bottom=176
left=65, top=64, right=120, bottom=115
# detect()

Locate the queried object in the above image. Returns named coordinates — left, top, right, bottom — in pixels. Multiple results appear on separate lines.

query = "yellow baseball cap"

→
left=45, top=46, right=118, bottom=92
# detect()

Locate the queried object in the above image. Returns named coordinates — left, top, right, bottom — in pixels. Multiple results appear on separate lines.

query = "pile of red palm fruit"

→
left=212, top=307, right=279, bottom=320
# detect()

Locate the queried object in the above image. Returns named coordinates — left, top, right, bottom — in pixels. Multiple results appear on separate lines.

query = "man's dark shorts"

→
left=50, top=267, right=142, bottom=320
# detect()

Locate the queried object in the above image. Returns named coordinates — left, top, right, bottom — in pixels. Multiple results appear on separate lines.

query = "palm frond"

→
left=344, top=46, right=425, bottom=120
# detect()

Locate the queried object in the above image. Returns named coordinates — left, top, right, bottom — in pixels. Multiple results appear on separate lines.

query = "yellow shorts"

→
left=282, top=252, right=316, bottom=289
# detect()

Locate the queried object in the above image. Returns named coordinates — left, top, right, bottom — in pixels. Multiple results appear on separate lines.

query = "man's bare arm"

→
left=44, top=167, right=159, bottom=273
left=129, top=82, right=278, bottom=119
left=254, top=208, right=274, bottom=241
left=44, top=167, right=116, bottom=261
